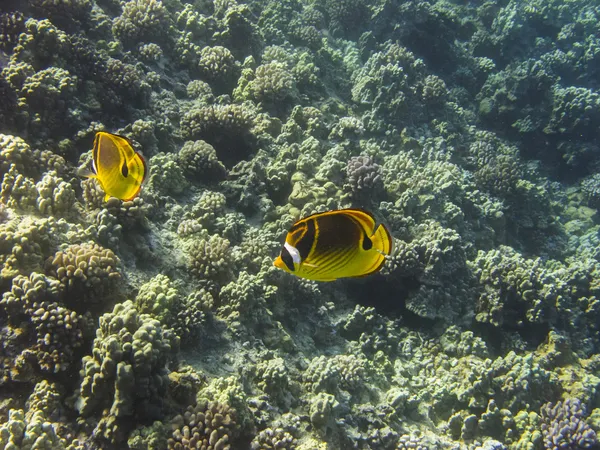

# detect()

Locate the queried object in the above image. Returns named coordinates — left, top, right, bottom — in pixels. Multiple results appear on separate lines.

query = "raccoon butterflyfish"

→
left=273, top=208, right=393, bottom=281
left=79, top=131, right=147, bottom=202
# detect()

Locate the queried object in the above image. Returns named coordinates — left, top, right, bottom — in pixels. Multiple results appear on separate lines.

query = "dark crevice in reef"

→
left=471, top=320, right=550, bottom=357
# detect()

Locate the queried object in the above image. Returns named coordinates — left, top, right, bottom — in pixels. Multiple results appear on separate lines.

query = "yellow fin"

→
left=340, top=208, right=377, bottom=234
left=371, top=223, right=393, bottom=256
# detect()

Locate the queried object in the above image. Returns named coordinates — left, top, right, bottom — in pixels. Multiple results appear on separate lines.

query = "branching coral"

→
left=113, top=0, right=174, bottom=49
left=471, top=245, right=559, bottom=327
left=77, top=300, right=179, bottom=442
left=0, top=272, right=89, bottom=379
left=45, top=241, right=121, bottom=308
left=251, top=427, right=298, bottom=450
left=0, top=12, right=25, bottom=54
left=351, top=42, right=426, bottom=131
left=344, top=155, right=384, bottom=203
left=540, top=399, right=597, bottom=449
left=168, top=400, right=240, bottom=450
left=147, top=153, right=189, bottom=197
left=187, top=233, right=234, bottom=284
left=197, top=45, right=239, bottom=93
left=178, top=140, right=227, bottom=182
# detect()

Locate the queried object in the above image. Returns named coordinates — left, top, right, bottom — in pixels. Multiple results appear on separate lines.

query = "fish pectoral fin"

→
left=302, top=262, right=320, bottom=268
left=77, top=166, right=96, bottom=178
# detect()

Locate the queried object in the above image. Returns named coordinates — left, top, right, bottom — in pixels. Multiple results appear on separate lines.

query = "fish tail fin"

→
left=371, top=223, right=393, bottom=256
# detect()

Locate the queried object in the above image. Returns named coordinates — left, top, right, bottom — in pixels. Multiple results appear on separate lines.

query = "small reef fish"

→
left=79, top=131, right=147, bottom=202
left=274, top=208, right=393, bottom=281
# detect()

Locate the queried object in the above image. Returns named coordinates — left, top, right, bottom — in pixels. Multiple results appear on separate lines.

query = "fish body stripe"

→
left=308, top=245, right=356, bottom=274
left=300, top=213, right=363, bottom=277
left=274, top=208, right=393, bottom=281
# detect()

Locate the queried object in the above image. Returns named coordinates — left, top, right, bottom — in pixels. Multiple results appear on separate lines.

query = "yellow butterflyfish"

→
left=273, top=208, right=393, bottom=281
left=79, top=132, right=147, bottom=202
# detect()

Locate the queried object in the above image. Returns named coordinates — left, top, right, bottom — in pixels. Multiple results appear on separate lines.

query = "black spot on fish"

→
left=121, top=160, right=129, bottom=178
left=281, top=247, right=295, bottom=271
left=362, top=234, right=373, bottom=250
left=295, top=218, right=315, bottom=260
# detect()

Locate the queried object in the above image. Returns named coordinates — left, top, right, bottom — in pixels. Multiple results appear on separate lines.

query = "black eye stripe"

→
left=121, top=160, right=129, bottom=177
left=281, top=247, right=295, bottom=271
left=295, top=218, right=315, bottom=260
left=362, top=234, right=372, bottom=250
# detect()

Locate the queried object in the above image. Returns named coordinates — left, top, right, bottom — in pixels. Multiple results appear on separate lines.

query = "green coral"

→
left=471, top=245, right=559, bottom=327
left=147, top=153, right=189, bottom=197
left=187, top=233, right=234, bottom=284
left=45, top=241, right=121, bottom=307
left=76, top=300, right=179, bottom=443
left=177, top=140, right=227, bottom=182
left=136, top=274, right=181, bottom=325
left=167, top=400, right=240, bottom=450
left=112, top=0, right=174, bottom=49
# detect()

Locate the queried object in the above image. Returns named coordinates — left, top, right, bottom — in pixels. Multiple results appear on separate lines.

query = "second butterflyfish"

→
left=273, top=208, right=393, bottom=281
left=79, top=131, right=147, bottom=202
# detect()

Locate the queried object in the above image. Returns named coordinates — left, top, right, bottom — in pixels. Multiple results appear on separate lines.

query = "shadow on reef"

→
left=471, top=320, right=550, bottom=358
left=342, top=274, right=436, bottom=329
left=344, top=274, right=552, bottom=358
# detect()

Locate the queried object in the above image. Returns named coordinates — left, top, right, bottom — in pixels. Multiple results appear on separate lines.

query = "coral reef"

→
left=76, top=300, right=179, bottom=443
left=45, top=241, right=120, bottom=308
left=540, top=399, right=598, bottom=450
left=167, top=400, right=240, bottom=450
left=1, top=0, right=600, bottom=448
left=0, top=272, right=90, bottom=380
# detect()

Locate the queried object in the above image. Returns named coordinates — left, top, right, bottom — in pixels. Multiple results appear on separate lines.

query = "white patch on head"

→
left=284, top=242, right=301, bottom=265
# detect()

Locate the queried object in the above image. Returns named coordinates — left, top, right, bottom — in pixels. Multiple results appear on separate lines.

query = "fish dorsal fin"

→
left=107, top=132, right=136, bottom=159
left=339, top=208, right=377, bottom=234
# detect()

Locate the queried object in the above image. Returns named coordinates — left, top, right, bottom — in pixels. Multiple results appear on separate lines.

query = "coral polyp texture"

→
left=1, top=0, right=600, bottom=448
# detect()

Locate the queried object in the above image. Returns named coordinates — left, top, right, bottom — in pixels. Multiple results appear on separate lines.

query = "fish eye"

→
left=281, top=247, right=295, bottom=272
